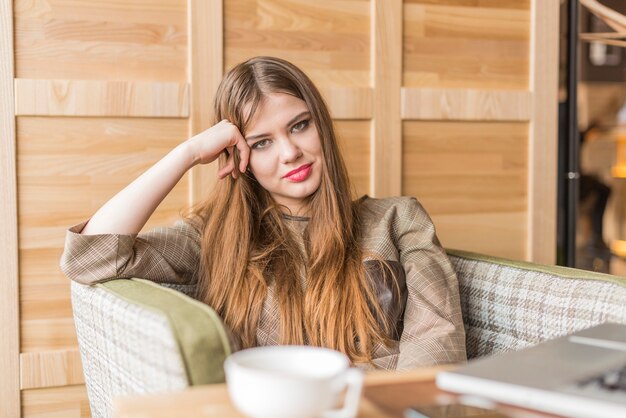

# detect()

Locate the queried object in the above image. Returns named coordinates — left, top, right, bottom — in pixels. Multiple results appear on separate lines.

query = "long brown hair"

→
left=190, top=56, right=394, bottom=363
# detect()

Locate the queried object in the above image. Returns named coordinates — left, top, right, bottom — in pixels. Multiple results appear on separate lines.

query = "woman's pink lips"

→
left=283, top=163, right=313, bottom=182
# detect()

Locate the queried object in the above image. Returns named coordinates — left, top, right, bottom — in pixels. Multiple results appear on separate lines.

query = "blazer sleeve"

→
left=395, top=198, right=467, bottom=370
left=59, top=218, right=202, bottom=286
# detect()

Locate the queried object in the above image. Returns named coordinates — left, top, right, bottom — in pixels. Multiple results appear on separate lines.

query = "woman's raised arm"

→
left=81, top=120, right=249, bottom=235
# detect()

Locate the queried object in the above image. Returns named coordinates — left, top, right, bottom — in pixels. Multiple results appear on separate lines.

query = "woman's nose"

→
left=278, top=138, right=303, bottom=163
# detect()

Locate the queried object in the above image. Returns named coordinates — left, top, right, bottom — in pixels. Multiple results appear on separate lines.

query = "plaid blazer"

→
left=61, top=196, right=466, bottom=370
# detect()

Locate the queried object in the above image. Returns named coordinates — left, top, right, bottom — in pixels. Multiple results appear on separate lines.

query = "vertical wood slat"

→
left=1, top=0, right=20, bottom=415
left=371, top=0, right=402, bottom=197
left=528, top=0, right=559, bottom=263
left=189, top=0, right=223, bottom=205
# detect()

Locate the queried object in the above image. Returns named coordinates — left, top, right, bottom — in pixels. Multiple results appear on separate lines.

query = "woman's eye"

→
left=291, top=119, right=309, bottom=133
left=251, top=139, right=271, bottom=150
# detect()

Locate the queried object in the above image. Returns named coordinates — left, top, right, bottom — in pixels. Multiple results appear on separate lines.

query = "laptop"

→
left=436, top=323, right=626, bottom=418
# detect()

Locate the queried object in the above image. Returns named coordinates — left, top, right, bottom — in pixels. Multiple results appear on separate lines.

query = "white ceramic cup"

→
left=224, top=345, right=363, bottom=418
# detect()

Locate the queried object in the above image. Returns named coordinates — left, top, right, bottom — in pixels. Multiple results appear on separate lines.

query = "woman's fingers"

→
left=234, top=134, right=250, bottom=173
left=217, top=154, right=236, bottom=179
left=224, top=127, right=249, bottom=173
left=220, top=128, right=249, bottom=178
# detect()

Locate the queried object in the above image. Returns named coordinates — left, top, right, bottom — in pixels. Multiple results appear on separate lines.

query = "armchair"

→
left=71, top=250, right=626, bottom=418
left=71, top=278, right=231, bottom=418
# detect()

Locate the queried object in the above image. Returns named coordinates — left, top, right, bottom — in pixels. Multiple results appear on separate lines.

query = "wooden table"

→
left=113, top=366, right=559, bottom=418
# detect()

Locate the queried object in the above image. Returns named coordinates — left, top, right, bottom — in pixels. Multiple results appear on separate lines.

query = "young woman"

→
left=61, top=56, right=466, bottom=370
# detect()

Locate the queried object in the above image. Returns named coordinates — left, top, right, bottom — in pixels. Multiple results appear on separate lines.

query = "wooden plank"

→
left=402, top=121, right=528, bottom=215
left=403, top=2, right=530, bottom=90
left=320, top=87, right=373, bottom=120
left=433, top=212, right=527, bottom=260
left=0, top=0, right=21, bottom=416
left=14, top=0, right=186, bottom=81
left=189, top=0, right=222, bottom=205
left=223, top=0, right=371, bottom=88
left=335, top=121, right=370, bottom=198
left=15, top=79, right=189, bottom=117
left=527, top=0, right=558, bottom=263
left=371, top=0, right=402, bottom=197
left=20, top=349, right=84, bottom=390
left=404, top=1, right=529, bottom=9
left=21, top=318, right=79, bottom=354
left=22, top=385, right=90, bottom=418
left=401, top=88, right=532, bottom=121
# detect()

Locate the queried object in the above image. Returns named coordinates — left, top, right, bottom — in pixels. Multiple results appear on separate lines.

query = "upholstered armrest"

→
left=71, top=279, right=231, bottom=418
left=447, top=249, right=626, bottom=360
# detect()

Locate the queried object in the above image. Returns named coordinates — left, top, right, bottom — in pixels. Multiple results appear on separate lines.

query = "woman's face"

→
left=244, top=92, right=323, bottom=215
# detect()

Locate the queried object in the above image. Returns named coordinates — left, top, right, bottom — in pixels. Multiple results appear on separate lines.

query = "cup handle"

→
left=321, top=368, right=364, bottom=418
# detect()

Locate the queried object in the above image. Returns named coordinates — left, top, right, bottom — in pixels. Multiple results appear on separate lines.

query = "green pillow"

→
left=98, top=278, right=231, bottom=385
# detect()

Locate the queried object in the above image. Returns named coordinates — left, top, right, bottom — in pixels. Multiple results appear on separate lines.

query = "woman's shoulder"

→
left=355, top=196, right=436, bottom=257
left=357, top=195, right=427, bottom=222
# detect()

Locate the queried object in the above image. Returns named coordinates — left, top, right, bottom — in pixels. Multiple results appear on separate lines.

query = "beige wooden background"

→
left=1, top=0, right=558, bottom=416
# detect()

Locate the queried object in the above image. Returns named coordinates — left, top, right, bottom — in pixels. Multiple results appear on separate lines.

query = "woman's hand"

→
left=185, top=120, right=251, bottom=179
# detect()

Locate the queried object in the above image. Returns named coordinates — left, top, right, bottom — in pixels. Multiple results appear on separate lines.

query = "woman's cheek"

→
left=248, top=159, right=274, bottom=183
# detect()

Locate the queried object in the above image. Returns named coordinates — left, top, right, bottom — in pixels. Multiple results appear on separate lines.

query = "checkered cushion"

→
left=448, top=249, right=626, bottom=359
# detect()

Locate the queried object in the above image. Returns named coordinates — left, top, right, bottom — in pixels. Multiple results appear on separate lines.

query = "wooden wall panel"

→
left=403, top=121, right=528, bottom=259
left=403, top=0, right=530, bottom=89
left=14, top=9, right=192, bottom=400
left=14, top=0, right=187, bottom=81
left=400, top=0, right=549, bottom=261
left=224, top=0, right=370, bottom=87
left=22, top=385, right=91, bottom=418
left=17, top=116, right=189, bottom=353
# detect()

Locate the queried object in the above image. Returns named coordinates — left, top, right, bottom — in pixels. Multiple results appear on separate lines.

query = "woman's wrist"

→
left=176, top=141, right=200, bottom=170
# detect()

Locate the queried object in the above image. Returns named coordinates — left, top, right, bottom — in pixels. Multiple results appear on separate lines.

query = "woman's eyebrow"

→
left=286, top=111, right=311, bottom=127
left=245, top=111, right=311, bottom=142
